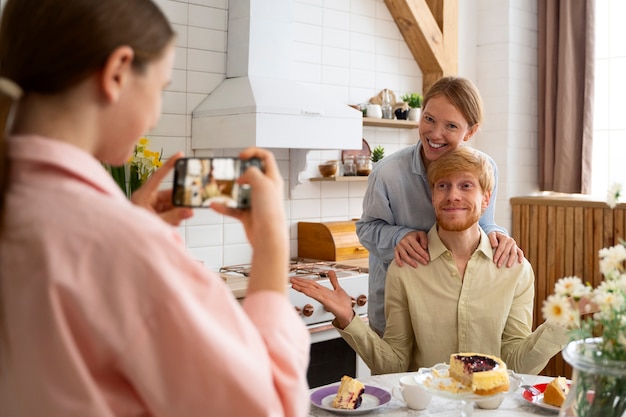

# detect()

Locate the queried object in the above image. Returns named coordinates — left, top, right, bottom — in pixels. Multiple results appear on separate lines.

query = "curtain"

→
left=537, top=0, right=595, bottom=193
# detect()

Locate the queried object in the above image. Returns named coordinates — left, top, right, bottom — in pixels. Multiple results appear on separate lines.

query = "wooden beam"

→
left=385, top=0, right=458, bottom=94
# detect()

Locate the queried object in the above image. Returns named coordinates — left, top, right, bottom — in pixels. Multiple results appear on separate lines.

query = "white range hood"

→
left=191, top=0, right=363, bottom=150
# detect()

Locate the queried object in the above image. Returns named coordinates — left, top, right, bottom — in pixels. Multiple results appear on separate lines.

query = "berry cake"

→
left=448, top=353, right=510, bottom=396
left=332, top=375, right=365, bottom=410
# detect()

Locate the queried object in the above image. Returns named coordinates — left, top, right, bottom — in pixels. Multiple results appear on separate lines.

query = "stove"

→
left=220, top=259, right=369, bottom=328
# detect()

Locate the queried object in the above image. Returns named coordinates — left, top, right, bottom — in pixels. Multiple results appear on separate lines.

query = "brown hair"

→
left=427, top=147, right=495, bottom=194
left=422, top=76, right=484, bottom=128
left=0, top=0, right=174, bottom=223
left=0, top=0, right=174, bottom=358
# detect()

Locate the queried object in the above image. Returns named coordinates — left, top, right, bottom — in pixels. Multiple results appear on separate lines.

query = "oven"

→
left=220, top=258, right=371, bottom=388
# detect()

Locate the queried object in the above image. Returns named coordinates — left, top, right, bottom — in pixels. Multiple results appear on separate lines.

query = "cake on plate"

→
left=332, top=375, right=365, bottom=410
left=448, top=353, right=510, bottom=396
left=543, top=376, right=569, bottom=407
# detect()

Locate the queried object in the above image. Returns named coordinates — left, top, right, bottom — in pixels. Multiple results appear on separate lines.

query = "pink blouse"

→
left=0, top=135, right=310, bottom=416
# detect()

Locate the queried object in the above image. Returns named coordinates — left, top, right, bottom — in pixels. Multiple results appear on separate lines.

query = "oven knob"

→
left=303, top=304, right=314, bottom=317
left=356, top=295, right=367, bottom=306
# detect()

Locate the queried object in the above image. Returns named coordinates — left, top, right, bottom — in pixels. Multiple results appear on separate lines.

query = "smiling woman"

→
left=355, top=76, right=523, bottom=337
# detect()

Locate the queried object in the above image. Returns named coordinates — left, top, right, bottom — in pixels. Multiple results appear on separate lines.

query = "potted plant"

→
left=371, top=145, right=385, bottom=163
left=401, top=93, right=423, bottom=121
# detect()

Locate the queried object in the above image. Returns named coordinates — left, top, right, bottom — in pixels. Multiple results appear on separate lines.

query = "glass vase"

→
left=560, top=337, right=626, bottom=417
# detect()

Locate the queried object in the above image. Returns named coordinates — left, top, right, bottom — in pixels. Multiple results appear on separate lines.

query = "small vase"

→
left=560, top=337, right=626, bottom=417
left=409, top=107, right=421, bottom=121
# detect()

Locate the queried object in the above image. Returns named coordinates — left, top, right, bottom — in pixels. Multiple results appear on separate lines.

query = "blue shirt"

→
left=356, top=141, right=507, bottom=334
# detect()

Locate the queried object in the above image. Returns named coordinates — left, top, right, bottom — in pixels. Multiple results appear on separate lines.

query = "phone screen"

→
left=172, top=157, right=258, bottom=209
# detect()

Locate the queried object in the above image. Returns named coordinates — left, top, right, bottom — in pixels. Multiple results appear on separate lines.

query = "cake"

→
left=543, top=376, right=569, bottom=407
left=448, top=353, right=510, bottom=396
left=332, top=375, right=365, bottom=410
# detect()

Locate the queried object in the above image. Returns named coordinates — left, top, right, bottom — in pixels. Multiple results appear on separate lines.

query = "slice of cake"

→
left=448, top=353, right=510, bottom=396
left=543, top=376, right=569, bottom=407
left=332, top=375, right=365, bottom=410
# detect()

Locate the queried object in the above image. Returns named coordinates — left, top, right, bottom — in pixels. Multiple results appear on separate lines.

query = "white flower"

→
left=542, top=294, right=577, bottom=327
left=554, top=276, right=589, bottom=300
left=598, top=244, right=626, bottom=277
left=607, top=182, right=622, bottom=209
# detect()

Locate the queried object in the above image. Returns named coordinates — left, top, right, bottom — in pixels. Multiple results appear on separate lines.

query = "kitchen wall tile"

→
left=350, top=33, right=376, bottom=53
left=188, top=4, right=227, bottom=30
left=291, top=199, right=322, bottom=219
left=187, top=71, right=224, bottom=94
left=322, top=27, right=350, bottom=49
left=146, top=136, right=187, bottom=159
left=323, top=47, right=350, bottom=67
left=162, top=91, right=188, bottom=115
left=152, top=114, right=187, bottom=137
left=187, top=49, right=225, bottom=73
left=224, top=223, right=247, bottom=245
left=320, top=182, right=350, bottom=198
left=188, top=26, right=227, bottom=52
left=294, top=43, right=323, bottom=64
left=189, top=0, right=227, bottom=8
left=158, top=0, right=189, bottom=26
left=189, top=246, right=223, bottom=271
left=291, top=61, right=322, bottom=84
left=172, top=24, right=189, bottom=48
left=324, top=0, right=350, bottom=12
left=298, top=0, right=323, bottom=7
left=323, top=8, right=350, bottom=30
left=223, top=244, right=253, bottom=265
left=187, top=224, right=223, bottom=247
left=350, top=50, right=376, bottom=70
left=351, top=14, right=376, bottom=34
left=322, top=65, right=350, bottom=86
left=169, top=69, right=188, bottom=93
left=173, top=47, right=188, bottom=70
left=348, top=69, right=376, bottom=90
left=291, top=181, right=321, bottom=200
left=295, top=3, right=323, bottom=25
left=351, top=0, right=376, bottom=17
left=294, top=23, right=323, bottom=45
left=321, top=84, right=350, bottom=103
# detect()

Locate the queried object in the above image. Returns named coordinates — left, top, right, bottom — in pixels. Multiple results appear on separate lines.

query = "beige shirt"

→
left=338, top=225, right=568, bottom=375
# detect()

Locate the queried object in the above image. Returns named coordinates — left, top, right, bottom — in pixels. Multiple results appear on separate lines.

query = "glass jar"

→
left=381, top=89, right=393, bottom=119
left=343, top=156, right=356, bottom=176
left=560, top=337, right=626, bottom=417
left=356, top=155, right=372, bottom=176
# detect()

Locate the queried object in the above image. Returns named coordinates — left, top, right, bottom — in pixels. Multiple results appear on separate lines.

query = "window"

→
left=591, top=0, right=626, bottom=196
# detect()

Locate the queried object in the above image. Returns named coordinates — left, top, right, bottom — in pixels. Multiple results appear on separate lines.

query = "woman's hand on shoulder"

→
left=488, top=231, right=524, bottom=268
left=394, top=230, right=429, bottom=268
left=130, top=152, right=194, bottom=226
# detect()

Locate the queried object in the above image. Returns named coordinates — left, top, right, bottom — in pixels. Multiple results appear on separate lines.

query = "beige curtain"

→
left=538, top=0, right=595, bottom=193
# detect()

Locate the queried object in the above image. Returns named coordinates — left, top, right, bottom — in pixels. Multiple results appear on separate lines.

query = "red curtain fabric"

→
left=537, top=0, right=595, bottom=193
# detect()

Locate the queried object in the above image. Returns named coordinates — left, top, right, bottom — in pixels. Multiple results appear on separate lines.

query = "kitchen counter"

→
left=223, top=258, right=369, bottom=299
left=308, top=372, right=555, bottom=416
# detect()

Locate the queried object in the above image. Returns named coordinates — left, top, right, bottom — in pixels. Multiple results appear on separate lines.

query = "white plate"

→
left=413, top=362, right=521, bottom=401
left=520, top=382, right=564, bottom=413
left=310, top=384, right=391, bottom=415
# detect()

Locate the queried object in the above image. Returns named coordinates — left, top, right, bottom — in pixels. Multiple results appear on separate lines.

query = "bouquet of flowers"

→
left=106, top=138, right=162, bottom=198
left=542, top=183, right=626, bottom=416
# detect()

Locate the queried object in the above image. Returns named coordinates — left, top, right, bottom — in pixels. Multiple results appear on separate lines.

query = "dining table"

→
left=308, top=371, right=560, bottom=416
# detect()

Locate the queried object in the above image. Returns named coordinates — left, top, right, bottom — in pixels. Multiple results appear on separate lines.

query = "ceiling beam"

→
left=384, top=0, right=458, bottom=94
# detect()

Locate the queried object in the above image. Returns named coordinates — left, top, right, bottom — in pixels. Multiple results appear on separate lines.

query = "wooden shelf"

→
left=310, top=176, right=370, bottom=182
left=362, top=118, right=418, bottom=129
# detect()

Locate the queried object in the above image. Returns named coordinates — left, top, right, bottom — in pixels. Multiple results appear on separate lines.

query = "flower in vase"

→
left=105, top=137, right=162, bottom=198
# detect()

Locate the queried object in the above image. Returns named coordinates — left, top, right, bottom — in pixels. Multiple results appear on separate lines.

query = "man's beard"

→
left=437, top=210, right=481, bottom=232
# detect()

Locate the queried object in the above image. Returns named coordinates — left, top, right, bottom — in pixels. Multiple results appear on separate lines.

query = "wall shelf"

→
left=362, top=118, right=418, bottom=129
left=310, top=176, right=370, bottom=182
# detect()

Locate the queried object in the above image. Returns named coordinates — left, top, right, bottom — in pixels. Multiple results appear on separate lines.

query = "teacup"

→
left=366, top=104, right=382, bottom=119
left=392, top=375, right=432, bottom=410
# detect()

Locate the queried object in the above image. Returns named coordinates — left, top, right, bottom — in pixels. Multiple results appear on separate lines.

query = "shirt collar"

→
left=427, top=223, right=494, bottom=261
left=7, top=134, right=128, bottom=202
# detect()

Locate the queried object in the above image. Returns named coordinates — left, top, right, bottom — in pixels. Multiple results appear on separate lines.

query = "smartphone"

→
left=172, top=157, right=263, bottom=209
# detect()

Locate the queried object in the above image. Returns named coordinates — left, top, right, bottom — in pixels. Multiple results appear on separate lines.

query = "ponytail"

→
left=0, top=77, right=22, bottom=232
left=0, top=77, right=21, bottom=363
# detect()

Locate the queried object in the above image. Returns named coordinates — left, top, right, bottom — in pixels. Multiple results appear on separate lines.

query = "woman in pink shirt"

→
left=0, top=0, right=310, bottom=416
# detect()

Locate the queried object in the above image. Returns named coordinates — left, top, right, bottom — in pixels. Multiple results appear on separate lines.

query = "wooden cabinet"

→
left=362, top=118, right=418, bottom=129
left=510, top=194, right=626, bottom=378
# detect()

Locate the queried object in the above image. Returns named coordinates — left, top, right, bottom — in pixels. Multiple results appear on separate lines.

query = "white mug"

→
left=392, top=375, right=432, bottom=410
left=366, top=104, right=382, bottom=119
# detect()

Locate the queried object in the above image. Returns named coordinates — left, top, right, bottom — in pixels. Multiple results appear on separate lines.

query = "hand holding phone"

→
left=172, top=157, right=263, bottom=209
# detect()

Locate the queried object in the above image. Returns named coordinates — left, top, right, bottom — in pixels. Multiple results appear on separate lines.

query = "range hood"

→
left=191, top=0, right=362, bottom=150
